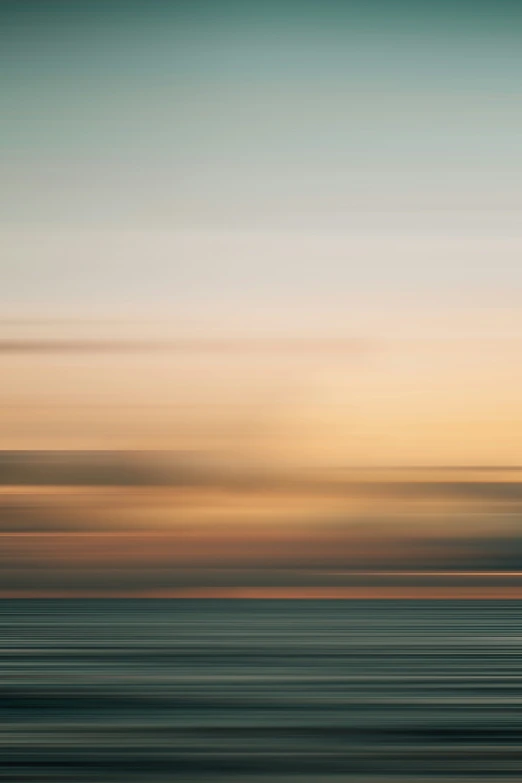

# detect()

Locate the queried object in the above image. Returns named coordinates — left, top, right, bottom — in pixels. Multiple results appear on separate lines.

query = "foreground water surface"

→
left=0, top=599, right=521, bottom=781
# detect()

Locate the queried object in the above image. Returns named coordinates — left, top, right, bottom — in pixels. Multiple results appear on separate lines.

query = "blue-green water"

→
left=1, top=599, right=521, bottom=781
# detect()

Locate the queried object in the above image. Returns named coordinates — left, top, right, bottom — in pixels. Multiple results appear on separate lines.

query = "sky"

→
left=1, top=0, right=521, bottom=594
left=2, top=0, right=521, bottom=322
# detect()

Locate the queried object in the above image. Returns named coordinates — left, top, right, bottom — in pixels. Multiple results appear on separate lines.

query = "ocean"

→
left=1, top=599, right=521, bottom=781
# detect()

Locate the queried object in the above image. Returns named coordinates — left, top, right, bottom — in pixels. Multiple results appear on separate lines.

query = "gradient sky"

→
left=2, top=0, right=522, bottom=320
left=1, top=1, right=522, bottom=595
left=1, top=0, right=522, bottom=465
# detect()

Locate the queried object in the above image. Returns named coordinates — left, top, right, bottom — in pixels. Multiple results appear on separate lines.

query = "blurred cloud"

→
left=0, top=451, right=522, bottom=594
left=0, top=337, right=376, bottom=355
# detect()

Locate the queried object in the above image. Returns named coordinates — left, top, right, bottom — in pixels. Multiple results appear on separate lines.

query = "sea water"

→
left=1, top=599, right=521, bottom=781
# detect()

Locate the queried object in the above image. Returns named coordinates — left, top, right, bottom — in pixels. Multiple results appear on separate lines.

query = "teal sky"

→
left=2, top=0, right=522, bottom=330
